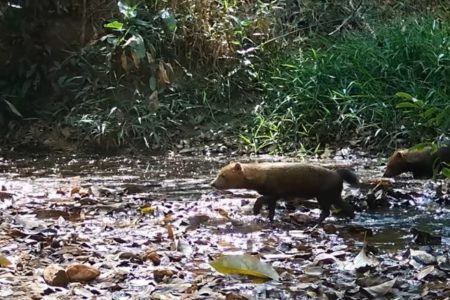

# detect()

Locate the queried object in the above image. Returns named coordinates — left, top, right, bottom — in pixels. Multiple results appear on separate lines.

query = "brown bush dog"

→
left=383, top=147, right=450, bottom=179
left=211, top=162, right=359, bottom=223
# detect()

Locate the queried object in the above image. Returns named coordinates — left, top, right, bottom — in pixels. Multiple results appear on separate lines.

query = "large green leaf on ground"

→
left=210, top=254, right=280, bottom=281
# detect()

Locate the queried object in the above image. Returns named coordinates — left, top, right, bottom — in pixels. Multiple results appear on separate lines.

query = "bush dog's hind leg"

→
left=317, top=210, right=330, bottom=224
left=316, top=195, right=331, bottom=224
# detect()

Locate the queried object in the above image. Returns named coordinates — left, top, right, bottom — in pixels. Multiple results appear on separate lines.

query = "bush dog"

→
left=211, top=162, right=359, bottom=223
left=383, top=146, right=450, bottom=179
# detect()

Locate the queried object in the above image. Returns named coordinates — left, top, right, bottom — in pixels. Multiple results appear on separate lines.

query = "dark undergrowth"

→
left=0, top=1, right=449, bottom=154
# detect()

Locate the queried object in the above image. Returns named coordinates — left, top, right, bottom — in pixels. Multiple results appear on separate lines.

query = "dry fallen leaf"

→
left=177, top=238, right=193, bottom=257
left=184, top=283, right=199, bottom=294
left=167, top=223, right=175, bottom=241
left=410, top=249, right=437, bottom=265
left=140, top=206, right=155, bottom=215
left=163, top=213, right=174, bottom=225
left=121, top=51, right=128, bottom=72
left=146, top=52, right=155, bottom=64
left=131, top=51, right=141, bottom=69
left=303, top=265, right=323, bottom=277
left=147, top=90, right=159, bottom=112
left=368, top=177, right=393, bottom=187
left=229, top=218, right=244, bottom=226
left=188, top=214, right=210, bottom=226
left=43, top=264, right=69, bottom=287
left=416, top=265, right=435, bottom=280
left=322, top=223, right=337, bottom=234
left=34, top=209, right=70, bottom=220
left=153, top=269, right=174, bottom=283
left=66, top=264, right=100, bottom=283
left=70, top=187, right=80, bottom=196
left=225, top=292, right=249, bottom=300
left=313, top=253, right=337, bottom=265
left=164, top=62, right=174, bottom=79
left=0, top=191, right=14, bottom=200
left=354, top=245, right=379, bottom=269
left=0, top=255, right=13, bottom=268
left=158, top=61, right=170, bottom=84
left=144, top=250, right=161, bottom=266
left=216, top=208, right=230, bottom=219
left=362, top=277, right=397, bottom=297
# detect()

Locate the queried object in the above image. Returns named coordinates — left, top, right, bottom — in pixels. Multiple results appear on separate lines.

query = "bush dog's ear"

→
left=233, top=163, right=242, bottom=171
left=395, top=151, right=404, bottom=159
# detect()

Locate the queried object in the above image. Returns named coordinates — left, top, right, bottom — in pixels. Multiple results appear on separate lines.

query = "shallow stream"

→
left=0, top=151, right=448, bottom=299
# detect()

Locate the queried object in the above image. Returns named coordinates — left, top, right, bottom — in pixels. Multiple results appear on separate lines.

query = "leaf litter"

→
left=0, top=153, right=449, bottom=299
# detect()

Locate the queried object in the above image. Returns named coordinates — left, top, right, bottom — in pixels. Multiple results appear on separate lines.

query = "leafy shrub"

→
left=0, top=0, right=277, bottom=148
left=2, top=1, right=450, bottom=151
left=242, top=17, right=450, bottom=153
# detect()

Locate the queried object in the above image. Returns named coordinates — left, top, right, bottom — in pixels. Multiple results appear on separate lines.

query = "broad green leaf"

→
left=423, top=107, right=439, bottom=118
left=134, top=19, right=152, bottom=28
left=240, top=20, right=253, bottom=27
left=395, top=92, right=413, bottom=100
left=160, top=9, right=177, bottom=32
left=118, top=0, right=137, bottom=19
left=435, top=111, right=447, bottom=126
left=149, top=76, right=157, bottom=91
left=281, top=64, right=298, bottom=69
left=104, top=21, right=124, bottom=30
left=411, top=98, right=424, bottom=107
left=396, top=102, right=419, bottom=109
left=210, top=254, right=280, bottom=281
left=239, top=134, right=251, bottom=145
left=442, top=167, right=450, bottom=178
left=409, top=142, right=434, bottom=152
left=4, top=99, right=23, bottom=117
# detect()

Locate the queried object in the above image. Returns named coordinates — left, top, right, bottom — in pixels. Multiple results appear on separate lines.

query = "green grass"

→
left=242, top=17, right=450, bottom=154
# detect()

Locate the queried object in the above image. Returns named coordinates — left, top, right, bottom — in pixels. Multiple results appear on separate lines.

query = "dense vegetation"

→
left=0, top=0, right=449, bottom=153
left=242, top=18, right=450, bottom=153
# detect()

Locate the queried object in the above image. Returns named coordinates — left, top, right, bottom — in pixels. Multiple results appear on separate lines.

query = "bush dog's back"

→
left=383, top=146, right=450, bottom=178
left=211, top=162, right=358, bottom=223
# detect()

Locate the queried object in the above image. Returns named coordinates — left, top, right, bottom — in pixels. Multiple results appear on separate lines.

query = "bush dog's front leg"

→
left=253, top=195, right=277, bottom=222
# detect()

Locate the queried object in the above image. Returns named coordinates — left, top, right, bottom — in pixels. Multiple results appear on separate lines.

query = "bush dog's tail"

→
left=336, top=169, right=359, bottom=186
